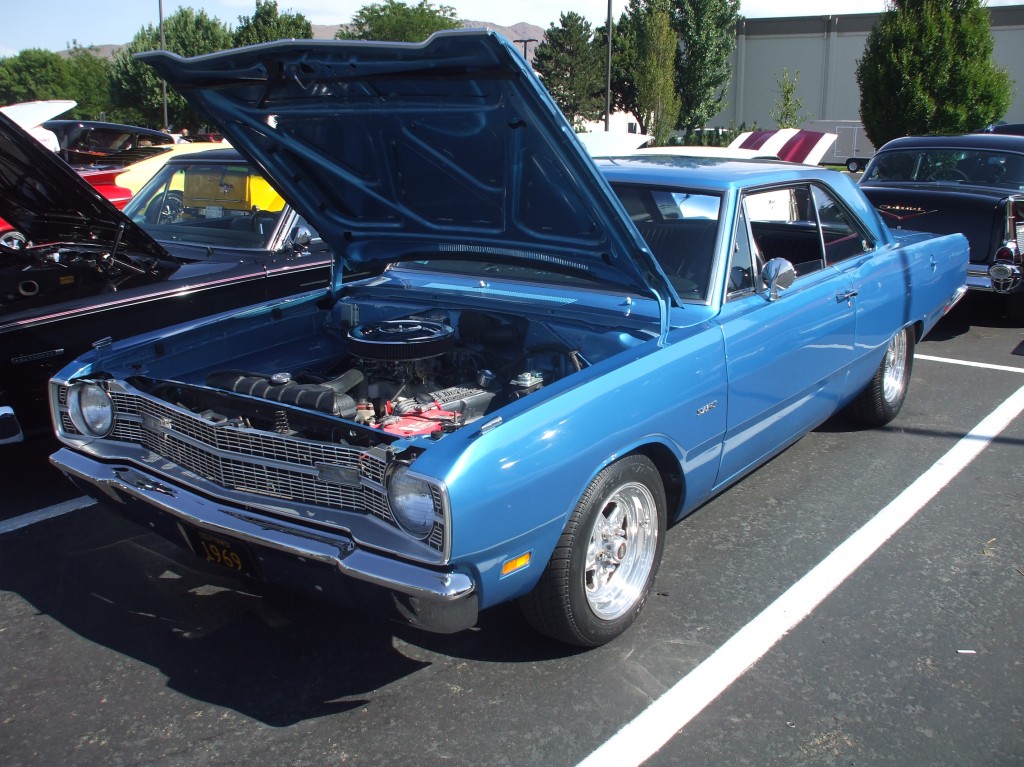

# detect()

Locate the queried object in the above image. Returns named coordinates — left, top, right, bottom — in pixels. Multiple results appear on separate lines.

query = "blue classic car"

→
left=48, top=32, right=968, bottom=646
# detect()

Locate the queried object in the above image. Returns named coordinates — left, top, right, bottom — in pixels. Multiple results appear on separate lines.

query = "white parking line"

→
left=917, top=354, right=1024, bottom=374
left=577, top=382, right=1024, bottom=767
left=0, top=496, right=95, bottom=535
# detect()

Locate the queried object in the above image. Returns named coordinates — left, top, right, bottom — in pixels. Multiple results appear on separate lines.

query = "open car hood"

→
left=137, top=30, right=674, bottom=302
left=0, top=111, right=167, bottom=259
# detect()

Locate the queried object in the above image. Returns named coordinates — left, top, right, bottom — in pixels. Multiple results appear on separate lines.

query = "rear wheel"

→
left=846, top=326, right=914, bottom=426
left=519, top=455, right=666, bottom=646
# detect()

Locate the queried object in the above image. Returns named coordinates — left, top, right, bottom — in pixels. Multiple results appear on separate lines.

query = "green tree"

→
left=234, top=0, right=313, bottom=48
left=0, top=49, right=72, bottom=105
left=338, top=1, right=460, bottom=42
left=857, top=0, right=1013, bottom=146
left=635, top=4, right=681, bottom=144
left=671, top=0, right=740, bottom=132
left=533, top=12, right=606, bottom=129
left=110, top=7, right=233, bottom=130
left=769, top=68, right=808, bottom=128
left=64, top=43, right=113, bottom=120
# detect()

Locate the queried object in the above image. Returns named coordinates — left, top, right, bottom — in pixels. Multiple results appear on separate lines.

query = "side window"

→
left=810, top=185, right=872, bottom=263
left=744, top=185, right=824, bottom=277
left=727, top=203, right=757, bottom=298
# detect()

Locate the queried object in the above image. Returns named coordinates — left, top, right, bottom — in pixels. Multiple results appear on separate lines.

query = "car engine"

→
left=0, top=241, right=173, bottom=307
left=196, top=309, right=585, bottom=439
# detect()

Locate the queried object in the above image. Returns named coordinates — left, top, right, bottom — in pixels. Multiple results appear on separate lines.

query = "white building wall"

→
left=713, top=6, right=1024, bottom=129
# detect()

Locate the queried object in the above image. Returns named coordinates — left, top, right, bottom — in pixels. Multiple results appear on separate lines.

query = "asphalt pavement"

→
left=1, top=293, right=1022, bottom=767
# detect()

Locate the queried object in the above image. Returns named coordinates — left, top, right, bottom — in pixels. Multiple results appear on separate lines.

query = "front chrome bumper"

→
left=50, top=448, right=478, bottom=634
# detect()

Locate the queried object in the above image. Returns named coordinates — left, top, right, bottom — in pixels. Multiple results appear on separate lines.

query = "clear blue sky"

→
left=2, top=1, right=1020, bottom=57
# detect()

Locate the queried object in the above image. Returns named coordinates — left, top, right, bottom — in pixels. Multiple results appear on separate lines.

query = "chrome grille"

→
left=60, top=385, right=441, bottom=551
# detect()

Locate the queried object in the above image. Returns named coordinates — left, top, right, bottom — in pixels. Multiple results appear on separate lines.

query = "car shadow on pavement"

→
left=0, top=504, right=571, bottom=727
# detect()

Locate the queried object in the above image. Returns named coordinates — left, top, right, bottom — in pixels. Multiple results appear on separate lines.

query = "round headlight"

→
left=68, top=382, right=114, bottom=437
left=387, top=464, right=437, bottom=539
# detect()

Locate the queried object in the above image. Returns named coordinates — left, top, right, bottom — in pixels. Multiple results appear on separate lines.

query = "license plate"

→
left=180, top=524, right=258, bottom=578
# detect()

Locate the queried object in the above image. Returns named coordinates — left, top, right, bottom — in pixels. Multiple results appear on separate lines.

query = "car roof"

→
left=877, top=133, right=1024, bottom=153
left=595, top=155, right=832, bottom=191
left=42, top=119, right=172, bottom=138
left=163, top=147, right=245, bottom=164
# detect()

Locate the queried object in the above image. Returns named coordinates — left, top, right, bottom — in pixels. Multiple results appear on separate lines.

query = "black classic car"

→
left=0, top=113, right=332, bottom=444
left=41, top=119, right=175, bottom=167
left=859, top=133, right=1024, bottom=319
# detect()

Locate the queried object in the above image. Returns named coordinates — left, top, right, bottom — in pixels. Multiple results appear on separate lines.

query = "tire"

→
left=846, top=159, right=861, bottom=173
left=519, top=454, right=666, bottom=647
left=846, top=326, right=914, bottom=427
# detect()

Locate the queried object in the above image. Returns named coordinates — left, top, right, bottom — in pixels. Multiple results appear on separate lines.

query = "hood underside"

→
left=0, top=111, right=167, bottom=258
left=137, top=30, right=673, bottom=301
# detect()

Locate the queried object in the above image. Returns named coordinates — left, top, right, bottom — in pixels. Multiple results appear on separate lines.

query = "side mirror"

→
left=290, top=225, right=313, bottom=251
left=760, top=258, right=797, bottom=301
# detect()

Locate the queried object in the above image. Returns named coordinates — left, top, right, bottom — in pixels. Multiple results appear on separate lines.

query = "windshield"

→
left=123, top=161, right=288, bottom=250
left=864, top=148, right=1024, bottom=190
left=611, top=184, right=722, bottom=301
left=395, top=186, right=722, bottom=301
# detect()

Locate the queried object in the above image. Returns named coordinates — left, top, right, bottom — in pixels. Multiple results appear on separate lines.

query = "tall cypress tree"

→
left=856, top=0, right=1012, bottom=146
left=672, top=0, right=740, bottom=132
left=635, top=4, right=682, bottom=144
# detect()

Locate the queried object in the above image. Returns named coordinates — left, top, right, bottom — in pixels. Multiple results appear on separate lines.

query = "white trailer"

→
left=803, top=120, right=877, bottom=172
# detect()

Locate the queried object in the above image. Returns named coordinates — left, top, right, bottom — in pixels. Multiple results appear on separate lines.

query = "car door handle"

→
left=836, top=289, right=858, bottom=303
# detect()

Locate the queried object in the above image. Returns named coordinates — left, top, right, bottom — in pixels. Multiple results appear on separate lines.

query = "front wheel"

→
left=846, top=326, right=915, bottom=427
left=519, top=454, right=666, bottom=646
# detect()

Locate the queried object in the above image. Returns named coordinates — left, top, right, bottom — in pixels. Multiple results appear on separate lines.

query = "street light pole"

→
left=159, top=0, right=168, bottom=130
left=513, top=38, right=537, bottom=60
left=605, top=0, right=612, bottom=131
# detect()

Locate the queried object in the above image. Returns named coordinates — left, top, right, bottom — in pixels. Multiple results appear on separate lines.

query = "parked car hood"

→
left=0, top=111, right=167, bottom=260
left=137, top=30, right=675, bottom=304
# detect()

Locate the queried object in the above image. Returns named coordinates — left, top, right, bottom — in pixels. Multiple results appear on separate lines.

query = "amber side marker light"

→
left=501, top=552, right=532, bottom=576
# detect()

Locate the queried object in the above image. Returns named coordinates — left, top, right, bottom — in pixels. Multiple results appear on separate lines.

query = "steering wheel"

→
left=927, top=168, right=969, bottom=182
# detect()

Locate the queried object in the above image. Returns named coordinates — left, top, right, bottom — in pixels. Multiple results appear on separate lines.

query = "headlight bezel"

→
left=67, top=381, right=114, bottom=437
left=386, top=462, right=439, bottom=541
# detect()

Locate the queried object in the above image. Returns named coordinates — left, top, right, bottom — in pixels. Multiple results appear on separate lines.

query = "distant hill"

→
left=61, top=20, right=546, bottom=63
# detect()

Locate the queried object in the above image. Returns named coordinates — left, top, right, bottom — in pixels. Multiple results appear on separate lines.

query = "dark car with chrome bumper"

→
left=859, top=133, right=1024, bottom=319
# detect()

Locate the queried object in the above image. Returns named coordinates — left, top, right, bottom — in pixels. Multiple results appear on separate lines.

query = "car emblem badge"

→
left=876, top=204, right=937, bottom=222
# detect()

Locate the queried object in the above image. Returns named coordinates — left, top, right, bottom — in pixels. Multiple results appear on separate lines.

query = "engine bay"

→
left=132, top=308, right=590, bottom=442
left=0, top=240, right=174, bottom=308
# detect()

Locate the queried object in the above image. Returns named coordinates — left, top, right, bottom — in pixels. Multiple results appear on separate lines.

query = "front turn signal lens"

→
left=501, top=551, right=532, bottom=576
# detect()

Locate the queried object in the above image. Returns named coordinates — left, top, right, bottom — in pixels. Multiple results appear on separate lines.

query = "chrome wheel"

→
left=519, top=454, right=666, bottom=646
left=881, top=329, right=909, bottom=404
left=585, top=481, right=659, bottom=620
left=847, top=326, right=915, bottom=427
